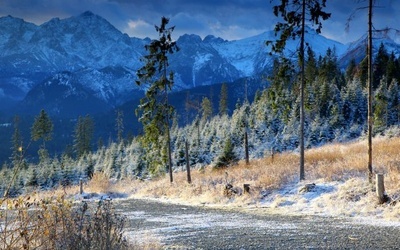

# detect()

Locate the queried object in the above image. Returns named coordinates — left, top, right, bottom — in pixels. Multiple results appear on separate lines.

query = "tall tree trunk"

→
left=299, top=0, right=306, bottom=181
left=185, top=140, right=191, bottom=183
left=245, top=130, right=249, bottom=165
left=165, top=60, right=173, bottom=183
left=367, top=0, right=373, bottom=182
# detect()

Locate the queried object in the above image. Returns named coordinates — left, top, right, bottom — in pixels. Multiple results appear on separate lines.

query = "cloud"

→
left=124, top=19, right=153, bottom=38
left=0, top=0, right=399, bottom=43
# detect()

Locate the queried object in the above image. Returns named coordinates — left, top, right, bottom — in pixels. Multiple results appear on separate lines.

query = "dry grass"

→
left=126, top=137, right=400, bottom=207
left=16, top=137, right=400, bottom=248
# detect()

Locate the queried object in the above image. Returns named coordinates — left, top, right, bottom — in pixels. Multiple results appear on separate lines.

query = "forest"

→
left=1, top=40, right=399, bottom=197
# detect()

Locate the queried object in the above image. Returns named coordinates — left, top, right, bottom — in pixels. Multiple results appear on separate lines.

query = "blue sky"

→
left=0, top=0, right=398, bottom=44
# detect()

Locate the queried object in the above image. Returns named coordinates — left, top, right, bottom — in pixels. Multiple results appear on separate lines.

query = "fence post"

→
left=376, top=174, right=385, bottom=204
left=80, top=178, right=83, bottom=195
left=185, top=140, right=191, bottom=184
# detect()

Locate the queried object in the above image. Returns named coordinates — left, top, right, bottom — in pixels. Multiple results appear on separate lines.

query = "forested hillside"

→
left=1, top=42, right=400, bottom=197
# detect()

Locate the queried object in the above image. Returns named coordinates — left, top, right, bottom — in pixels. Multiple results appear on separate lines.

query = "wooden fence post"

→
left=185, top=140, right=191, bottom=184
left=244, top=184, right=250, bottom=194
left=80, top=178, right=83, bottom=195
left=376, top=174, right=385, bottom=204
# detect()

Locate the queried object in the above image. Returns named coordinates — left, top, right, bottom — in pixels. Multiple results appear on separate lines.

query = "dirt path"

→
left=116, top=198, right=400, bottom=249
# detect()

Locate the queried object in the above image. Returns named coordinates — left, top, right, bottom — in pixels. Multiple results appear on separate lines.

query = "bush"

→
left=0, top=196, right=131, bottom=250
left=213, top=138, right=238, bottom=169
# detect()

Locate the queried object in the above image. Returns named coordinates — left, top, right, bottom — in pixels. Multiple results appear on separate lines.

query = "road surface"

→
left=116, top=198, right=400, bottom=249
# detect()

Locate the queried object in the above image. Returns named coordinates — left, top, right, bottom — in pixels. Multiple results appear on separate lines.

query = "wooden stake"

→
left=376, top=174, right=385, bottom=204
left=185, top=140, right=191, bottom=184
left=80, top=178, right=83, bottom=195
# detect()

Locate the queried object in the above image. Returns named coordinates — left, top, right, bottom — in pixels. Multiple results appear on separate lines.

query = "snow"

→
left=256, top=178, right=400, bottom=227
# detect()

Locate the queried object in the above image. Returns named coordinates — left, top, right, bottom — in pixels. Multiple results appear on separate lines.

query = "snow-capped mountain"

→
left=0, top=11, right=399, bottom=118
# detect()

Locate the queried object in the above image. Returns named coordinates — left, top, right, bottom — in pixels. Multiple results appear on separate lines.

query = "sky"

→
left=0, top=0, right=399, bottom=44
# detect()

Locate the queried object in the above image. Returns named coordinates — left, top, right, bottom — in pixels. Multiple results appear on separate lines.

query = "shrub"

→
left=0, top=196, right=131, bottom=250
left=213, top=138, right=238, bottom=169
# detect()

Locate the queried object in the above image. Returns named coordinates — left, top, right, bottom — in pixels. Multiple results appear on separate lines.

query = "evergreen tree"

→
left=74, top=115, right=94, bottom=159
left=115, top=110, right=124, bottom=144
left=201, top=97, right=213, bottom=121
left=305, top=47, right=318, bottom=83
left=268, top=0, right=330, bottom=181
left=357, top=57, right=368, bottom=87
left=26, top=167, right=39, bottom=188
left=345, top=58, right=357, bottom=82
left=319, top=47, right=340, bottom=83
left=136, top=17, right=179, bottom=182
left=374, top=77, right=388, bottom=133
left=31, top=109, right=53, bottom=150
left=373, top=43, right=389, bottom=89
left=386, top=52, right=399, bottom=84
left=387, top=80, right=400, bottom=126
left=11, top=115, right=23, bottom=169
left=213, top=138, right=238, bottom=169
left=219, top=83, right=228, bottom=116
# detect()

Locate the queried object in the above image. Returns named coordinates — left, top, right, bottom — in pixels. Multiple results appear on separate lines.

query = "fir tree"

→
left=115, top=110, right=124, bottom=144
left=201, top=97, right=213, bottom=121
left=31, top=109, right=53, bottom=151
left=374, top=43, right=389, bottom=89
left=213, top=138, right=238, bottom=169
left=219, top=83, right=228, bottom=116
left=136, top=17, right=179, bottom=182
left=74, top=115, right=94, bottom=159
left=268, top=0, right=330, bottom=181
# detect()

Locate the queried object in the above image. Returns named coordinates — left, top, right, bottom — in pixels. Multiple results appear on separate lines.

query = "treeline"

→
left=1, top=43, right=400, bottom=196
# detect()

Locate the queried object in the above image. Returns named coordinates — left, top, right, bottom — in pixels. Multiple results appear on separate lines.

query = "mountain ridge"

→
left=0, top=11, right=399, bottom=118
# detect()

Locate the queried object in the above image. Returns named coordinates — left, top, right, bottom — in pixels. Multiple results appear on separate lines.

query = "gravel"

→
left=116, top=198, right=400, bottom=249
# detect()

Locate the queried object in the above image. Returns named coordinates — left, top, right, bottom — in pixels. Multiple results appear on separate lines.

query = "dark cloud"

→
left=0, top=0, right=398, bottom=43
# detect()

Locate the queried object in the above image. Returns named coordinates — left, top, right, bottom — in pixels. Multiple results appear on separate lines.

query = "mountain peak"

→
left=80, top=10, right=96, bottom=17
left=177, top=34, right=202, bottom=44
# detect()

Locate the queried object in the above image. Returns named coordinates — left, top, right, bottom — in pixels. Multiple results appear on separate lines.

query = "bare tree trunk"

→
left=367, top=0, right=373, bottom=182
left=299, top=0, right=306, bottom=181
left=245, top=130, right=249, bottom=165
left=185, top=140, right=191, bottom=183
left=164, top=60, right=173, bottom=183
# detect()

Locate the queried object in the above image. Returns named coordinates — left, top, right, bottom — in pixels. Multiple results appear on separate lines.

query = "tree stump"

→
left=376, top=174, right=389, bottom=204
left=244, top=184, right=250, bottom=194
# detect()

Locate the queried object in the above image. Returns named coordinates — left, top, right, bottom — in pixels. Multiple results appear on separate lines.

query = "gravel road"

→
left=116, top=198, right=400, bottom=249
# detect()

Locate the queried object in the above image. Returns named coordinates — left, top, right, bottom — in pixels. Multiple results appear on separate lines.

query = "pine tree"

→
left=386, top=52, right=398, bottom=84
left=31, top=109, right=53, bottom=150
left=345, top=59, right=357, bottom=82
left=373, top=43, right=389, bottom=89
left=388, top=81, right=400, bottom=125
left=219, top=83, right=228, bottom=116
left=213, top=138, right=238, bottom=169
left=136, top=17, right=179, bottom=182
left=305, top=47, right=318, bottom=83
left=268, top=0, right=330, bottom=181
left=201, top=97, right=213, bottom=121
left=11, top=115, right=23, bottom=169
left=74, top=115, right=94, bottom=159
left=115, top=110, right=124, bottom=144
left=374, top=77, right=388, bottom=134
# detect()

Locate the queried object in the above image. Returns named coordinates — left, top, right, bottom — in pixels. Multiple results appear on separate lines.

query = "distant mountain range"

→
left=1, top=11, right=400, bottom=118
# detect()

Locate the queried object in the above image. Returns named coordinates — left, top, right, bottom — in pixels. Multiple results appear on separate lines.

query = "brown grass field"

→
left=36, top=136, right=400, bottom=219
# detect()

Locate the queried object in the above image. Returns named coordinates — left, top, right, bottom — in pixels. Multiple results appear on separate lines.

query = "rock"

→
left=299, top=183, right=316, bottom=194
left=223, top=183, right=242, bottom=197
